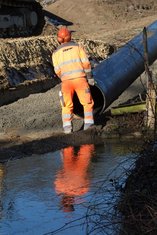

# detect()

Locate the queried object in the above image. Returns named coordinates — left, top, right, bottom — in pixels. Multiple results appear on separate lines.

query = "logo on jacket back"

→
left=63, top=47, right=73, bottom=52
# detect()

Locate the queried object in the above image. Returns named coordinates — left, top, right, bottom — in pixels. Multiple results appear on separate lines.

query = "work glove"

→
left=88, top=78, right=95, bottom=86
left=86, top=72, right=95, bottom=86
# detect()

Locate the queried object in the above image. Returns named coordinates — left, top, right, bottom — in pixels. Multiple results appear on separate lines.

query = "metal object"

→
left=0, top=0, right=45, bottom=37
left=74, top=20, right=157, bottom=117
left=89, top=20, right=157, bottom=115
left=59, top=90, right=65, bottom=107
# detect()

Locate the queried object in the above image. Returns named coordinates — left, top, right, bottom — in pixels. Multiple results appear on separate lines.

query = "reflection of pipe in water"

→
left=73, top=20, right=157, bottom=117
left=54, top=144, right=95, bottom=212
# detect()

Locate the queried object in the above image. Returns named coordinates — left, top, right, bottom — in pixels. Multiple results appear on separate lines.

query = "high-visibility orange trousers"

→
left=60, top=77, right=94, bottom=131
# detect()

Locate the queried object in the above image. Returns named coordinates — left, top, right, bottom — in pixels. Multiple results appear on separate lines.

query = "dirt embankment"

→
left=0, top=36, right=113, bottom=106
left=1, top=0, right=157, bottom=106
left=48, top=0, right=157, bottom=43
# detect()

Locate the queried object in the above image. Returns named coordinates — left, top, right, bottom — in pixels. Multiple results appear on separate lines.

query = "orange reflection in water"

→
left=54, top=144, right=95, bottom=212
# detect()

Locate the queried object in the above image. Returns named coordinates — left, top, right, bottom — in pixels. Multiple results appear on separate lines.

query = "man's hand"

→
left=88, top=78, right=95, bottom=86
left=86, top=72, right=95, bottom=86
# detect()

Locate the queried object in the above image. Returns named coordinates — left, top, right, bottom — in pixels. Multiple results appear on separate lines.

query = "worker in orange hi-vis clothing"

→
left=54, top=144, right=95, bottom=212
left=52, top=26, right=95, bottom=134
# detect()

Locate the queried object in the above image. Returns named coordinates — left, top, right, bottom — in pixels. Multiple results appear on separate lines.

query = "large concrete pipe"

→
left=74, top=20, right=157, bottom=117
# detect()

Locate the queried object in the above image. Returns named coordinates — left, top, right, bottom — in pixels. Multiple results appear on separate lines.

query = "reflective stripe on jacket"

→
left=52, top=41, right=91, bottom=81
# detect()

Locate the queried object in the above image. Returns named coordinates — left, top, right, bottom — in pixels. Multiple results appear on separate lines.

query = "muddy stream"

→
left=0, top=139, right=142, bottom=235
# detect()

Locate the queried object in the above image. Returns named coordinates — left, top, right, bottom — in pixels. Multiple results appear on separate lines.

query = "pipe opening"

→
left=73, top=85, right=106, bottom=118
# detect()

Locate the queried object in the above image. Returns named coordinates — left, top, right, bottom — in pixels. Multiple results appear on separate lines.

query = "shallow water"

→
left=0, top=139, right=141, bottom=235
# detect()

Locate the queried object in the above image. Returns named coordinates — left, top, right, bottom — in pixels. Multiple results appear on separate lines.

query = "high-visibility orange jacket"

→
left=52, top=41, right=91, bottom=81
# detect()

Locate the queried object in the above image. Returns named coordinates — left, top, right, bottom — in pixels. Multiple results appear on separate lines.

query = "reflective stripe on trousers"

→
left=61, top=77, right=94, bottom=129
left=62, top=113, right=72, bottom=129
left=84, top=111, right=94, bottom=125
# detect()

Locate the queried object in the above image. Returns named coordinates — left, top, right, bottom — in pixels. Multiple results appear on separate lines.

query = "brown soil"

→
left=47, top=0, right=157, bottom=44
